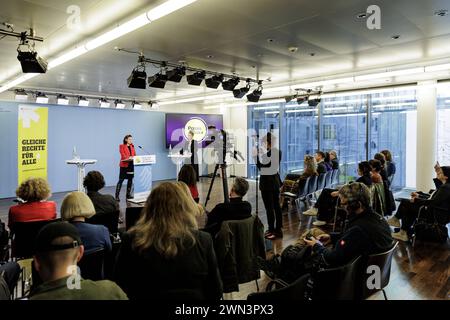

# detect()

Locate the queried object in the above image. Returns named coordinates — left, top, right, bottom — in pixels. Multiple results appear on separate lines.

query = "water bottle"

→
left=72, top=146, right=80, bottom=160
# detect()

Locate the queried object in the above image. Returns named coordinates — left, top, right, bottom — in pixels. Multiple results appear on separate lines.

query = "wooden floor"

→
left=1, top=177, right=449, bottom=300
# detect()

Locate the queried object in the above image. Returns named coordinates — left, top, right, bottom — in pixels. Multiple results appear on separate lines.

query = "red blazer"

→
left=119, top=143, right=136, bottom=168
left=8, top=201, right=57, bottom=227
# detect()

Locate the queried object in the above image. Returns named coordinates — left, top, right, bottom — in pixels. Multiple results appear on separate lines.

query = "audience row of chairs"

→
left=248, top=242, right=398, bottom=300
left=281, top=169, right=340, bottom=213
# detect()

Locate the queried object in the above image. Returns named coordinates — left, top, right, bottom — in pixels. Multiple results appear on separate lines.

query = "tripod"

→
left=204, top=162, right=230, bottom=207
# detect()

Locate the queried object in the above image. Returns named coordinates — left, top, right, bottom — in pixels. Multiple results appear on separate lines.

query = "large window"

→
left=437, top=85, right=450, bottom=165
left=247, top=86, right=418, bottom=189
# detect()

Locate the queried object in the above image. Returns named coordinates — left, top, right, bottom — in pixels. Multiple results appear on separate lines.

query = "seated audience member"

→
left=61, top=192, right=112, bottom=254
left=369, top=159, right=383, bottom=183
left=259, top=183, right=393, bottom=282
left=380, top=150, right=396, bottom=178
left=83, top=171, right=119, bottom=224
left=329, top=150, right=339, bottom=170
left=303, top=161, right=373, bottom=220
left=324, top=152, right=333, bottom=172
left=374, top=152, right=389, bottom=183
left=175, top=181, right=206, bottom=228
left=114, top=182, right=223, bottom=300
left=30, top=222, right=127, bottom=300
left=388, top=166, right=450, bottom=242
left=178, top=164, right=199, bottom=203
left=204, top=177, right=252, bottom=236
left=8, top=178, right=56, bottom=228
left=356, top=161, right=373, bottom=187
left=315, top=151, right=329, bottom=174
left=280, top=155, right=318, bottom=207
left=0, top=261, right=21, bottom=297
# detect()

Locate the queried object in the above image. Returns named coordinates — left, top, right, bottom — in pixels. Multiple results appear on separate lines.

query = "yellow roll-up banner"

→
left=18, top=105, right=48, bottom=184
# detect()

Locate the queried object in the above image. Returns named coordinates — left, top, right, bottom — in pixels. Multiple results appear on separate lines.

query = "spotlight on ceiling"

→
left=17, top=49, right=48, bottom=73
left=15, top=89, right=28, bottom=101
left=297, top=96, right=308, bottom=105
left=114, top=99, right=125, bottom=109
left=246, top=82, right=263, bottom=103
left=233, top=80, right=251, bottom=99
left=285, top=95, right=294, bottom=103
left=132, top=101, right=142, bottom=110
left=308, top=98, right=321, bottom=107
left=148, top=101, right=159, bottom=109
left=205, top=74, right=224, bottom=89
left=78, top=96, right=89, bottom=107
left=186, top=71, right=206, bottom=86
left=222, top=77, right=240, bottom=91
left=127, top=67, right=147, bottom=89
left=166, top=67, right=186, bottom=82
left=57, top=94, right=69, bottom=105
left=35, top=92, right=48, bottom=104
left=148, top=73, right=168, bottom=89
left=99, top=98, right=110, bottom=108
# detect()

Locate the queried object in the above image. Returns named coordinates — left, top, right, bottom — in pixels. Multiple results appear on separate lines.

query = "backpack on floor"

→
left=414, top=222, right=448, bottom=243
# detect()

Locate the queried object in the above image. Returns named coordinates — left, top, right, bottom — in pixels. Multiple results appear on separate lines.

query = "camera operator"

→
left=256, top=132, right=283, bottom=240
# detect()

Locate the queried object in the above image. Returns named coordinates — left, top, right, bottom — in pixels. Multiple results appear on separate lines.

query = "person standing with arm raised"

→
left=115, top=134, right=136, bottom=202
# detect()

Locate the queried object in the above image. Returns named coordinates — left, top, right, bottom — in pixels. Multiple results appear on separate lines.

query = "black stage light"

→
left=246, top=85, right=263, bottom=103
left=308, top=98, right=321, bottom=107
left=166, top=67, right=186, bottom=82
left=17, top=51, right=47, bottom=73
left=285, top=95, right=294, bottom=103
left=186, top=71, right=206, bottom=86
left=205, top=74, right=224, bottom=89
left=297, top=96, right=308, bottom=105
left=148, top=73, right=168, bottom=89
left=222, top=77, right=240, bottom=91
left=127, top=68, right=147, bottom=89
left=233, top=83, right=250, bottom=99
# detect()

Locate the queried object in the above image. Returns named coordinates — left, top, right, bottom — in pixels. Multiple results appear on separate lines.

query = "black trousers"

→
left=0, top=261, right=20, bottom=294
left=261, top=189, right=283, bottom=232
left=395, top=200, right=422, bottom=231
left=316, top=188, right=339, bottom=222
left=116, top=167, right=134, bottom=197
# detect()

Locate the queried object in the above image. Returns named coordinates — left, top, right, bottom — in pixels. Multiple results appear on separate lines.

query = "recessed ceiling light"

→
left=206, top=55, right=214, bottom=59
left=391, top=35, right=401, bottom=40
left=356, top=12, right=367, bottom=19
left=266, top=38, right=274, bottom=43
left=309, top=53, right=316, bottom=57
left=434, top=9, right=448, bottom=17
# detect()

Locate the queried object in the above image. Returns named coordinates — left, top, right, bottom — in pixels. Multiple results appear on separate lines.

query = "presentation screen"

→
left=165, top=113, right=223, bottom=148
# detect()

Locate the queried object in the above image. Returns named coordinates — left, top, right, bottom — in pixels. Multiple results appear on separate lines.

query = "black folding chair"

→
left=356, top=242, right=398, bottom=300
left=125, top=206, right=144, bottom=231
left=86, top=210, right=120, bottom=233
left=310, top=255, right=361, bottom=300
left=10, top=219, right=59, bottom=259
left=247, top=273, right=310, bottom=301
left=78, top=248, right=105, bottom=281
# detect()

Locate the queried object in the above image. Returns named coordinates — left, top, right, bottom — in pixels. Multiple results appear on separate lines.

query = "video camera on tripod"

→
left=204, top=126, right=245, bottom=207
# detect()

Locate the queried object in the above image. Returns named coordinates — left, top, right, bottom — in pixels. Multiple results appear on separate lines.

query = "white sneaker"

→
left=392, top=230, right=409, bottom=242
left=313, top=220, right=326, bottom=226
left=387, top=216, right=401, bottom=228
left=303, top=207, right=318, bottom=216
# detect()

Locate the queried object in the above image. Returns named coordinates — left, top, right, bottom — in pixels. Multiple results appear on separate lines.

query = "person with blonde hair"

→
left=8, top=178, right=56, bottom=227
left=280, top=154, right=318, bottom=208
left=114, top=182, right=222, bottom=300
left=61, top=191, right=111, bottom=254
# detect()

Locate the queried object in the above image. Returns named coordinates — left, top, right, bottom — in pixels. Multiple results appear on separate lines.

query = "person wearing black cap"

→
left=30, top=222, right=127, bottom=300
left=389, top=165, right=450, bottom=242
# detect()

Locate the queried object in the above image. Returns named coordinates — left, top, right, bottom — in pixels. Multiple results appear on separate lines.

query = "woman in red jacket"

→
left=115, top=134, right=136, bottom=201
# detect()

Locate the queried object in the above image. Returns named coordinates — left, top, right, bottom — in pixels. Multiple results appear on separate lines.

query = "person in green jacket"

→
left=30, top=221, right=127, bottom=300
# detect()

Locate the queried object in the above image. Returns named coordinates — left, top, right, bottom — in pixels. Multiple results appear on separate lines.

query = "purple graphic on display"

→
left=165, top=113, right=223, bottom=148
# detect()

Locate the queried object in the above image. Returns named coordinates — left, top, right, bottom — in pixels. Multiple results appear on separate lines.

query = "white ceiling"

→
left=2, top=0, right=450, bottom=104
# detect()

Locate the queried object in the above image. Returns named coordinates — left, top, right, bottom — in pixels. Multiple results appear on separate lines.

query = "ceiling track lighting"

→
left=205, top=74, right=224, bottom=89
left=246, top=81, right=264, bottom=103
left=14, top=89, right=28, bottom=101
left=114, top=99, right=126, bottom=109
left=132, top=100, right=142, bottom=109
left=166, top=66, right=186, bottom=82
left=78, top=96, right=89, bottom=106
left=56, top=94, right=69, bottom=105
left=186, top=71, right=206, bottom=86
left=233, top=79, right=251, bottom=99
left=99, top=98, right=110, bottom=108
left=35, top=92, right=48, bottom=104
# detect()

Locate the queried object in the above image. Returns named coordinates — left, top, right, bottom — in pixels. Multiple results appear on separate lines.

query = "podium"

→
left=168, top=153, right=191, bottom=177
left=66, top=159, right=97, bottom=192
left=128, top=154, right=156, bottom=204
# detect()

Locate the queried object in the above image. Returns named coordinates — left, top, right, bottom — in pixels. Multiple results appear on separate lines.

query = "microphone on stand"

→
left=138, top=145, right=151, bottom=154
